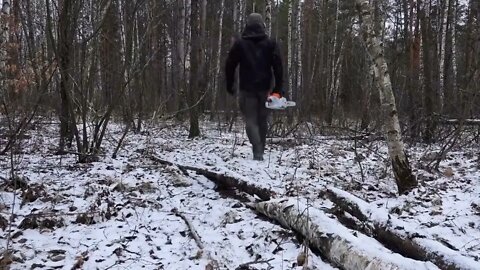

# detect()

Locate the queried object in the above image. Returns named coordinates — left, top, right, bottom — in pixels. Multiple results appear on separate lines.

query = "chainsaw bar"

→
left=265, top=96, right=296, bottom=110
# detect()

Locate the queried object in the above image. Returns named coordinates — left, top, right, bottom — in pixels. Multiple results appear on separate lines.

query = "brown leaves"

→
left=75, top=213, right=96, bottom=225
left=0, top=251, right=13, bottom=270
left=443, top=167, right=454, bottom=178
left=21, top=184, right=47, bottom=204
left=0, top=215, right=8, bottom=231
left=296, top=250, right=307, bottom=266
left=71, top=253, right=86, bottom=270
left=471, top=203, right=480, bottom=216
left=18, top=215, right=64, bottom=230
left=47, top=249, right=66, bottom=262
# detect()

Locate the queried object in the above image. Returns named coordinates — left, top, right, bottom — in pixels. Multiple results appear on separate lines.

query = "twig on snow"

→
left=171, top=208, right=204, bottom=252
left=236, top=258, right=274, bottom=269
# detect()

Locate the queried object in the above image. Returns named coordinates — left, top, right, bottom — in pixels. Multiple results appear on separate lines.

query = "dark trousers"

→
left=239, top=91, right=269, bottom=157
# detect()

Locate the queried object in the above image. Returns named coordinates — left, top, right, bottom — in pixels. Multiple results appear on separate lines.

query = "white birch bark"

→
left=210, top=0, right=225, bottom=114
left=325, top=187, right=479, bottom=270
left=295, top=0, right=302, bottom=98
left=356, top=0, right=417, bottom=194
left=253, top=199, right=438, bottom=270
left=184, top=0, right=191, bottom=75
left=287, top=0, right=293, bottom=99
left=238, top=0, right=246, bottom=31
left=233, top=0, right=238, bottom=33
left=265, top=0, right=272, bottom=36
left=1, top=0, right=9, bottom=14
left=438, top=0, right=448, bottom=112
left=332, top=42, right=344, bottom=104
left=451, top=0, right=458, bottom=95
left=0, top=0, right=11, bottom=71
left=0, top=0, right=11, bottom=102
left=326, top=0, right=340, bottom=123
left=330, top=0, right=340, bottom=93
left=233, top=0, right=245, bottom=94
left=419, top=2, right=425, bottom=95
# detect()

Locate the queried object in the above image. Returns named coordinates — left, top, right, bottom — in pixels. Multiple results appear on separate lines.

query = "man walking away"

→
left=225, top=13, right=284, bottom=161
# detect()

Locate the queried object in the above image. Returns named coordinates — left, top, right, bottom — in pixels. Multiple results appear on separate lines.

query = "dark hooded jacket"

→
left=225, top=21, right=283, bottom=95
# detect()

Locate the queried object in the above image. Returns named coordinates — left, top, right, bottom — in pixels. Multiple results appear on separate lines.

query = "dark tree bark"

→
left=95, top=0, right=123, bottom=153
left=420, top=2, right=437, bottom=143
left=324, top=188, right=479, bottom=270
left=187, top=0, right=204, bottom=138
left=56, top=0, right=78, bottom=152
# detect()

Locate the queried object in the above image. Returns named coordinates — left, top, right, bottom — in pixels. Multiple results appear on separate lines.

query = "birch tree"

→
left=326, top=0, right=341, bottom=125
left=438, top=0, right=448, bottom=111
left=355, top=0, right=417, bottom=194
left=265, top=0, right=272, bottom=36
left=185, top=0, right=191, bottom=83
left=0, top=0, right=10, bottom=72
left=235, top=0, right=246, bottom=32
left=295, top=0, right=302, bottom=102
left=287, top=0, right=293, bottom=99
left=451, top=0, right=457, bottom=98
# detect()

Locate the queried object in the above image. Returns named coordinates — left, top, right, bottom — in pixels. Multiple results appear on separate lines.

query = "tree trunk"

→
left=187, top=0, right=203, bottom=138
left=57, top=0, right=78, bottom=152
left=287, top=0, right=293, bottom=99
left=0, top=0, right=11, bottom=105
left=185, top=0, right=191, bottom=90
left=326, top=0, right=341, bottom=125
left=96, top=0, right=123, bottom=153
left=360, top=64, right=374, bottom=130
left=407, top=0, right=422, bottom=139
left=210, top=0, right=225, bottom=119
left=265, top=0, right=272, bottom=36
left=356, top=0, right=417, bottom=194
left=450, top=0, right=458, bottom=114
left=253, top=199, right=438, bottom=270
left=0, top=0, right=10, bottom=71
left=149, top=155, right=273, bottom=201
left=420, top=1, right=436, bottom=143
left=323, top=187, right=479, bottom=270
left=295, top=0, right=302, bottom=104
left=438, top=0, right=449, bottom=112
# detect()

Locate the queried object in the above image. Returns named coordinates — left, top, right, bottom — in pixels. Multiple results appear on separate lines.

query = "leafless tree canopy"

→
left=0, top=0, right=479, bottom=173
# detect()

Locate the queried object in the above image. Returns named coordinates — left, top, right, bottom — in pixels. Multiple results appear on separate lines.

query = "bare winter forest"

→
left=0, top=0, right=479, bottom=269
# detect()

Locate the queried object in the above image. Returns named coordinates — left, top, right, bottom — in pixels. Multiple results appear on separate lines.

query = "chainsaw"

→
left=265, top=93, right=296, bottom=110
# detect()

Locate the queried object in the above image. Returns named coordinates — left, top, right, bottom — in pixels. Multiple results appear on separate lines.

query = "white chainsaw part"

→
left=265, top=96, right=296, bottom=110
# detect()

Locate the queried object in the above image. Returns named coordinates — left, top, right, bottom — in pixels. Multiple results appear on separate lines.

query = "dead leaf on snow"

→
left=221, top=210, right=243, bottom=226
left=0, top=214, right=8, bottom=230
left=471, top=203, right=480, bottom=215
left=443, top=167, right=454, bottom=177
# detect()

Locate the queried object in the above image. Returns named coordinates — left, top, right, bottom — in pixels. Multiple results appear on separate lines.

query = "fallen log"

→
left=439, top=119, right=480, bottom=126
left=253, top=198, right=438, bottom=270
left=323, top=187, right=479, bottom=270
left=149, top=155, right=274, bottom=201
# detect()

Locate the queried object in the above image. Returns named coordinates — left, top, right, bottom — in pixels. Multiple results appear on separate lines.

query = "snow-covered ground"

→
left=0, top=119, right=479, bottom=269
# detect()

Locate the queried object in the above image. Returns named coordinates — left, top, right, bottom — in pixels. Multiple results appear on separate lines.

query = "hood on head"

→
left=242, top=13, right=267, bottom=40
